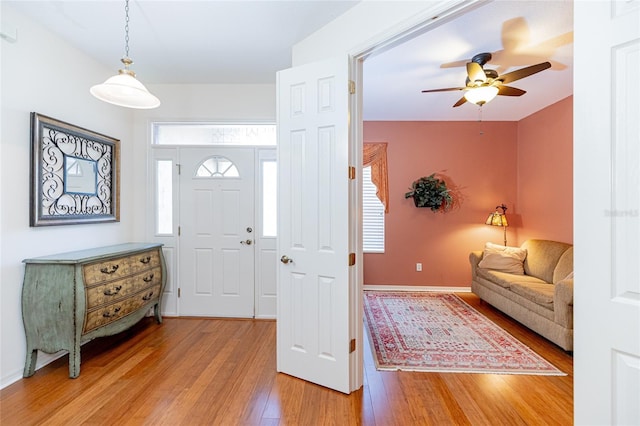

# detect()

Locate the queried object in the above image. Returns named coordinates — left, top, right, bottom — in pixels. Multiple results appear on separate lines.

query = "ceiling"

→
left=7, top=0, right=573, bottom=121
left=363, top=1, right=573, bottom=121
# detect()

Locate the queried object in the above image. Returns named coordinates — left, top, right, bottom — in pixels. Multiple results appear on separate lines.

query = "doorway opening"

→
left=149, top=123, right=277, bottom=319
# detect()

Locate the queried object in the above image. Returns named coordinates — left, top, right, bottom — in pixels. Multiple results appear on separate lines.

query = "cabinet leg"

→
left=154, top=303, right=163, bottom=324
left=23, top=348, right=37, bottom=377
left=69, top=345, right=81, bottom=379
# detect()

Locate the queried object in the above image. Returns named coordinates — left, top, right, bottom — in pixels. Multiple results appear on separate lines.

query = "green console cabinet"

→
left=22, top=243, right=167, bottom=378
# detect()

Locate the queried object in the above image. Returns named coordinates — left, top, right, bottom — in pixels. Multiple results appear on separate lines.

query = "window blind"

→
left=363, top=166, right=385, bottom=253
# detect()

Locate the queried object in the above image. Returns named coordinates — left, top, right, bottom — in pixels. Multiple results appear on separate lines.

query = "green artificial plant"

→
left=404, top=173, right=453, bottom=211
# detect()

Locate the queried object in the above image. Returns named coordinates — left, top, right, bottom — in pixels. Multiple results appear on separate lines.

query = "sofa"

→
left=469, top=239, right=574, bottom=351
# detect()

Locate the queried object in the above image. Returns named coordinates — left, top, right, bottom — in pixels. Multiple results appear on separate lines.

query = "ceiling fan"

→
left=421, top=52, right=551, bottom=107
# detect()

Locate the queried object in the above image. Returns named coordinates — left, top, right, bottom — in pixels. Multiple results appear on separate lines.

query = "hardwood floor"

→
left=1, top=293, right=573, bottom=425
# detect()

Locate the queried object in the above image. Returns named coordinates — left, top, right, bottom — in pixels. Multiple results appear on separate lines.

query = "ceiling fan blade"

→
left=466, top=62, right=486, bottom=83
left=500, top=17, right=530, bottom=53
left=440, top=59, right=469, bottom=69
left=497, top=85, right=526, bottom=96
left=453, top=96, right=467, bottom=107
left=421, top=87, right=465, bottom=93
left=499, top=62, right=551, bottom=84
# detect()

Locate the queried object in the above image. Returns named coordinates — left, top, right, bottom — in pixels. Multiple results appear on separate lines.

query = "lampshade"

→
left=485, top=203, right=508, bottom=246
left=90, top=68, right=160, bottom=109
left=90, top=0, right=160, bottom=109
left=485, top=211, right=508, bottom=227
left=464, top=85, right=499, bottom=106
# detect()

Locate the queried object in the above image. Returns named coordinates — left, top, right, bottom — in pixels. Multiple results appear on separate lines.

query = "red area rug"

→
left=363, top=292, right=565, bottom=375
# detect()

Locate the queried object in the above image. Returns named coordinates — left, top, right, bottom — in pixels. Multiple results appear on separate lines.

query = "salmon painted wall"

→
left=516, top=96, right=573, bottom=244
left=363, top=96, right=573, bottom=287
left=363, top=121, right=518, bottom=287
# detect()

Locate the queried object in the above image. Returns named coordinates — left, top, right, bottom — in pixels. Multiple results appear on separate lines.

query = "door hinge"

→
left=348, top=253, right=356, bottom=266
left=349, top=338, right=356, bottom=353
left=348, top=80, right=356, bottom=95
left=178, top=226, right=181, bottom=236
left=176, top=163, right=181, bottom=175
left=348, top=166, right=356, bottom=180
left=178, top=288, right=181, bottom=298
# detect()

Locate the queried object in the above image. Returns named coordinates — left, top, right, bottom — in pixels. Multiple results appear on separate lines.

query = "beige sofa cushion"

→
left=477, top=269, right=547, bottom=289
left=510, top=282, right=555, bottom=310
left=521, top=239, right=572, bottom=282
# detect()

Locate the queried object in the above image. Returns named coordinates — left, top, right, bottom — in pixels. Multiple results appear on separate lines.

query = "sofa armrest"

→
left=469, top=250, right=483, bottom=279
left=554, top=278, right=574, bottom=328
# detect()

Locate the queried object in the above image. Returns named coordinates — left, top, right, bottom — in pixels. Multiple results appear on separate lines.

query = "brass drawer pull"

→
left=100, top=264, right=119, bottom=274
left=142, top=274, right=155, bottom=283
left=102, top=306, right=122, bottom=318
left=142, top=291, right=154, bottom=301
left=103, top=285, right=123, bottom=296
left=139, top=256, right=152, bottom=264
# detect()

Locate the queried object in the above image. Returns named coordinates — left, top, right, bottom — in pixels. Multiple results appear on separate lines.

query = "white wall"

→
left=0, top=4, right=135, bottom=387
left=291, top=0, right=475, bottom=66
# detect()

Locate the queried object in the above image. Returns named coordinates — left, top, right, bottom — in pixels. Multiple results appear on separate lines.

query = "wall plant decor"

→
left=405, top=173, right=453, bottom=212
left=30, top=113, right=120, bottom=226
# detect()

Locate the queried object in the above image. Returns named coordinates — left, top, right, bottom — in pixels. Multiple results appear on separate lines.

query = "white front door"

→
left=179, top=147, right=255, bottom=317
left=276, top=57, right=357, bottom=394
left=574, top=1, right=640, bottom=424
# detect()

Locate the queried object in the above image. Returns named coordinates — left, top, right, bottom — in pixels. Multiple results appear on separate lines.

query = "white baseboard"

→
left=363, top=285, right=471, bottom=293
left=1, top=351, right=66, bottom=389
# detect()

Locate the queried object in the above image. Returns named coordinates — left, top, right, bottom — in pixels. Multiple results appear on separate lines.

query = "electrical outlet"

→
left=416, top=263, right=422, bottom=272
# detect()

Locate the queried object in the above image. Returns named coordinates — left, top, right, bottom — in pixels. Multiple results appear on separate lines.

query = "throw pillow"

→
left=478, top=242, right=527, bottom=275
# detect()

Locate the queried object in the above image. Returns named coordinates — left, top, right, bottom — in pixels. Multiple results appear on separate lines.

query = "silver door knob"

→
left=280, top=255, right=293, bottom=264
left=240, top=239, right=253, bottom=245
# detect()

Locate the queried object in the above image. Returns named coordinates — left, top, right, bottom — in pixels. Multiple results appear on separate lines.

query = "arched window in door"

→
left=195, top=156, right=239, bottom=178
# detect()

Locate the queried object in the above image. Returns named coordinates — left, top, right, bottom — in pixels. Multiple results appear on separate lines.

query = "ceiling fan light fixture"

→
left=90, top=0, right=160, bottom=109
left=464, top=85, right=499, bottom=106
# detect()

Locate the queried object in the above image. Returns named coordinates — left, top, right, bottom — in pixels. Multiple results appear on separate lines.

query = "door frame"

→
left=148, top=143, right=277, bottom=319
left=342, top=0, right=491, bottom=392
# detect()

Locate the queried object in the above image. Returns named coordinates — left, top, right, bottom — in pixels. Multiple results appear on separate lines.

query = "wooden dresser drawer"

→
left=83, top=249, right=162, bottom=285
left=85, top=266, right=162, bottom=309
left=83, top=284, right=162, bottom=333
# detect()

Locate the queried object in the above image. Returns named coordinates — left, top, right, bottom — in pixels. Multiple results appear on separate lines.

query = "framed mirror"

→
left=30, top=113, right=120, bottom=226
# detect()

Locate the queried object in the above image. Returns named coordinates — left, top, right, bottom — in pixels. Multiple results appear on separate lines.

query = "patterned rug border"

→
left=363, top=291, right=566, bottom=376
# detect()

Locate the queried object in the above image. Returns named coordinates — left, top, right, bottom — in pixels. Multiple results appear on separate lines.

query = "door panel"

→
left=277, top=57, right=353, bottom=393
left=179, top=148, right=255, bottom=317
left=574, top=1, right=640, bottom=423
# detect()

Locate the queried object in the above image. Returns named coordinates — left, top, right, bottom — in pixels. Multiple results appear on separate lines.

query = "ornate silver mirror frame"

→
left=30, top=113, right=120, bottom=226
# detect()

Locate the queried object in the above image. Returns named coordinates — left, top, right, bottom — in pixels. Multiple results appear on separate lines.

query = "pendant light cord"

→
left=124, top=0, right=130, bottom=59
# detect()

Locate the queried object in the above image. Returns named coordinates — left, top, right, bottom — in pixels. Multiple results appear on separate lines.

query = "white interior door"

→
left=574, top=1, right=640, bottom=424
left=276, top=57, right=356, bottom=394
left=179, top=147, right=255, bottom=317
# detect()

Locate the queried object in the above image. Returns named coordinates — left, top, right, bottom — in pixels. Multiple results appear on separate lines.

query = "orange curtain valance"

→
left=363, top=142, right=389, bottom=213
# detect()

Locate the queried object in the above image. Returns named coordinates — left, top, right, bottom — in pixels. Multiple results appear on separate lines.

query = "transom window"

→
left=196, top=156, right=239, bottom=178
left=153, top=123, right=276, bottom=146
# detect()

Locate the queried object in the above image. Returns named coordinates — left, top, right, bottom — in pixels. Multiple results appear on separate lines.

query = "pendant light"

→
left=90, top=0, right=160, bottom=109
